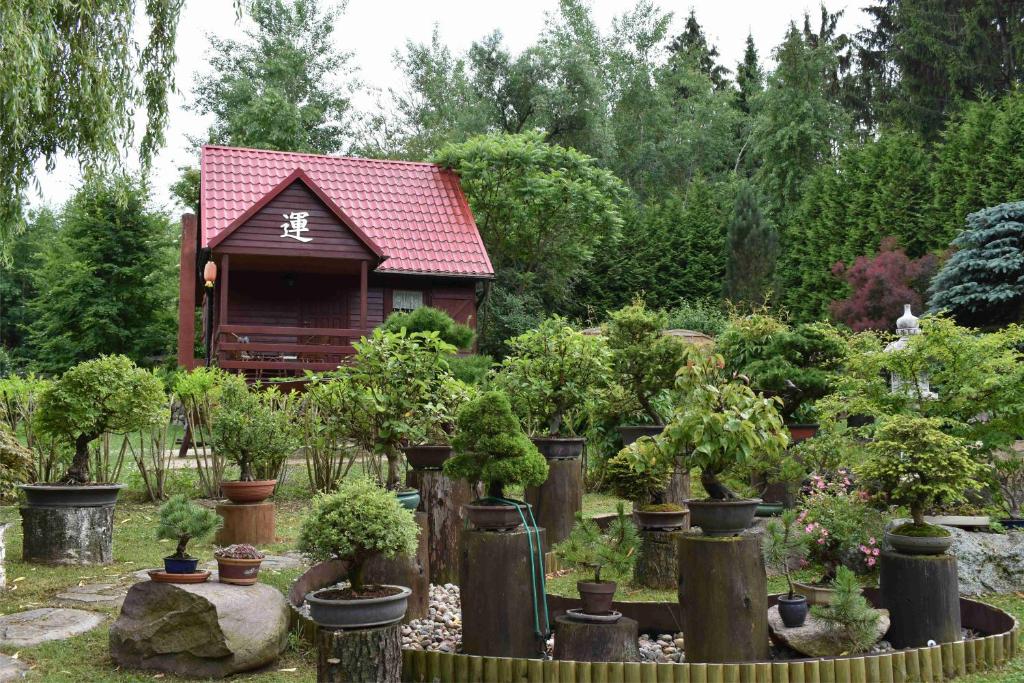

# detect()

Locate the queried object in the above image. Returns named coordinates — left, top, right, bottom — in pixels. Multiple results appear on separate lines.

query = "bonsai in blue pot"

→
left=157, top=495, right=222, bottom=574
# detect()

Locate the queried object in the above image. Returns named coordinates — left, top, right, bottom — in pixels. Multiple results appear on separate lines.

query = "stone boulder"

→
left=768, top=605, right=889, bottom=658
left=110, top=580, right=289, bottom=679
left=946, top=527, right=1024, bottom=595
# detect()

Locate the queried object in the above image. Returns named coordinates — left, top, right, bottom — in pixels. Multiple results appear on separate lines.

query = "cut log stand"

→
left=316, top=623, right=402, bottom=683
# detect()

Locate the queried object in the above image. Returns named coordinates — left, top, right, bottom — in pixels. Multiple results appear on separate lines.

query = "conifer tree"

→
left=724, top=182, right=778, bottom=304
left=667, top=10, right=729, bottom=91
left=735, top=33, right=763, bottom=114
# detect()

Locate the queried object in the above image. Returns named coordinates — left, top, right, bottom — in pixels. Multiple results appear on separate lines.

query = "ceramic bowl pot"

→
left=464, top=502, right=529, bottom=531
left=530, top=437, right=585, bottom=460
left=19, top=484, right=125, bottom=508
left=395, top=489, right=421, bottom=511
left=617, top=425, right=665, bottom=446
left=403, top=445, right=452, bottom=470
left=163, top=556, right=200, bottom=574
left=634, top=508, right=689, bottom=530
left=577, top=580, right=616, bottom=615
left=884, top=530, right=953, bottom=555
left=216, top=555, right=263, bottom=585
left=777, top=595, right=809, bottom=628
left=687, top=498, right=761, bottom=536
left=221, top=480, right=276, bottom=504
left=305, top=585, right=411, bottom=628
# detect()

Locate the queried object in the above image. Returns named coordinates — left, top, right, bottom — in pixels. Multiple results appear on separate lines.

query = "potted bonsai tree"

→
left=299, top=477, right=420, bottom=628
left=662, top=350, right=790, bottom=536
left=554, top=503, right=639, bottom=619
left=763, top=508, right=811, bottom=627
left=606, top=438, right=685, bottom=530
left=155, top=494, right=221, bottom=579
left=214, top=544, right=266, bottom=585
left=995, top=452, right=1024, bottom=529
left=860, top=415, right=985, bottom=555
left=443, top=391, right=549, bottom=530
left=403, top=377, right=475, bottom=471
left=31, top=354, right=165, bottom=503
left=211, top=378, right=300, bottom=504
left=493, top=317, right=611, bottom=459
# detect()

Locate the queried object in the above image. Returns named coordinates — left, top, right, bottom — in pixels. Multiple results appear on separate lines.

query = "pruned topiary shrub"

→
left=382, top=306, right=475, bottom=350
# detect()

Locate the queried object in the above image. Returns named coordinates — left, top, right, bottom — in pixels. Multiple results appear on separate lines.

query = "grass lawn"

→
left=0, top=488, right=1020, bottom=681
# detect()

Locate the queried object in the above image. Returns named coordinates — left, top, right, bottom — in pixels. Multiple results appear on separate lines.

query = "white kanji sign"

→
left=280, top=211, right=313, bottom=242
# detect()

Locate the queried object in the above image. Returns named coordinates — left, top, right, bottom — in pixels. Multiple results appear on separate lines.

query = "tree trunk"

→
left=364, top=511, right=429, bottom=622
left=678, top=534, right=768, bottom=663
left=523, top=456, right=582, bottom=551
left=66, top=434, right=93, bottom=484
left=406, top=469, right=481, bottom=584
left=664, top=457, right=692, bottom=506
left=634, top=528, right=684, bottom=589
left=553, top=614, right=640, bottom=662
left=315, top=623, right=401, bottom=683
left=879, top=550, right=960, bottom=648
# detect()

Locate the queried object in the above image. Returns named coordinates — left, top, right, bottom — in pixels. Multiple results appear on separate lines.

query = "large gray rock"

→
left=768, top=605, right=889, bottom=658
left=110, top=580, right=289, bottom=679
left=0, top=608, right=102, bottom=646
left=946, top=527, right=1024, bottom=595
left=0, top=654, right=28, bottom=681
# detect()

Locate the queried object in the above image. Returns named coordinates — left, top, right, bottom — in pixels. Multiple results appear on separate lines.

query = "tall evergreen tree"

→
left=0, top=208, right=59, bottom=362
left=668, top=10, right=729, bottom=91
left=735, top=33, right=763, bottom=115
left=724, top=182, right=778, bottom=304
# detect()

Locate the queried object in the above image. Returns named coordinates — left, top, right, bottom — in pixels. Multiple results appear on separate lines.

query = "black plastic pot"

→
left=19, top=484, right=125, bottom=508
left=617, top=425, right=664, bottom=446
left=402, top=445, right=452, bottom=470
left=686, top=498, right=761, bottom=536
left=777, top=594, right=809, bottom=627
left=577, top=580, right=616, bottom=615
left=530, top=437, right=584, bottom=460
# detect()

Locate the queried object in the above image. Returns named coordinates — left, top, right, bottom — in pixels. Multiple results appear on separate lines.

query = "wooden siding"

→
left=219, top=180, right=377, bottom=260
left=431, top=285, right=478, bottom=328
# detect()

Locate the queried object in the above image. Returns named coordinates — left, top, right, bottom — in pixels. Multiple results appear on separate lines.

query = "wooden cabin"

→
left=177, top=145, right=494, bottom=378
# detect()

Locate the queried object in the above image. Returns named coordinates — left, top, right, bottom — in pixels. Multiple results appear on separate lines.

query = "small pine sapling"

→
left=555, top=503, right=640, bottom=583
left=811, top=567, right=881, bottom=654
left=156, top=495, right=222, bottom=559
left=763, top=509, right=809, bottom=599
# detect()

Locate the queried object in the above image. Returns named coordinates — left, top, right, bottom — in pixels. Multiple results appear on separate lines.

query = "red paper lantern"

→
left=203, top=261, right=217, bottom=288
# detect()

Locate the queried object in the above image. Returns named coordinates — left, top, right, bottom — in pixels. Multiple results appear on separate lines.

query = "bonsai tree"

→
left=811, top=567, right=881, bottom=654
left=443, top=391, right=549, bottom=499
left=603, top=300, right=687, bottom=425
left=298, top=477, right=419, bottom=594
left=995, top=453, right=1024, bottom=519
left=661, top=350, right=789, bottom=499
left=156, top=494, right=222, bottom=560
left=36, top=355, right=165, bottom=484
left=211, top=379, right=300, bottom=482
left=860, top=415, right=986, bottom=534
left=408, top=377, right=476, bottom=447
left=493, top=317, right=611, bottom=437
left=605, top=438, right=675, bottom=509
left=554, top=502, right=639, bottom=583
left=382, top=306, right=475, bottom=349
left=763, top=509, right=810, bottom=600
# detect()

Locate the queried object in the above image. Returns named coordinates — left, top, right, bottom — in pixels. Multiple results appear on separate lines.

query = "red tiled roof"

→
left=200, top=145, right=494, bottom=277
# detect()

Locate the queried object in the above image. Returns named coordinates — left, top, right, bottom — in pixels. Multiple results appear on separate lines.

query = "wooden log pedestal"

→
left=215, top=502, right=275, bottom=546
left=406, top=468, right=480, bottom=585
left=460, top=526, right=548, bottom=659
left=678, top=533, right=768, bottom=663
left=879, top=550, right=961, bottom=649
left=634, top=528, right=685, bottom=589
left=553, top=614, right=640, bottom=662
left=20, top=504, right=115, bottom=565
left=364, top=511, right=429, bottom=622
left=524, top=456, right=582, bottom=551
left=316, top=623, right=402, bottom=683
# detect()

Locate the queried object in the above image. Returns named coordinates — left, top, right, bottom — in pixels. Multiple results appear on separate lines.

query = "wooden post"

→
left=406, top=469, right=481, bottom=585
left=553, top=615, right=640, bottom=662
left=219, top=254, right=230, bottom=326
left=460, top=526, right=548, bottom=659
left=364, top=511, right=429, bottom=622
left=879, top=551, right=960, bottom=649
left=523, top=456, right=582, bottom=551
left=634, top=528, right=685, bottom=589
left=177, top=214, right=198, bottom=369
left=215, top=502, right=275, bottom=546
left=316, top=623, right=401, bottom=683
left=678, top=534, right=769, bottom=663
left=359, top=260, right=368, bottom=330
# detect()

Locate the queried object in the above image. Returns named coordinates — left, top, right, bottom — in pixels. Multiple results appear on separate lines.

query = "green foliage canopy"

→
left=211, top=379, right=300, bottom=483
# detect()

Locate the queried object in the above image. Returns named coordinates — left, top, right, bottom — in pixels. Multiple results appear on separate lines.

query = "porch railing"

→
left=215, top=324, right=371, bottom=375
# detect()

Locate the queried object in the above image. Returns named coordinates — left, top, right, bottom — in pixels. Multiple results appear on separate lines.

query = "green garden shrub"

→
left=382, top=306, right=475, bottom=349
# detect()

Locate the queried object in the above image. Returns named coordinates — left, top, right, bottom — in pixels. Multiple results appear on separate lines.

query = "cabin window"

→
left=392, top=289, right=424, bottom=313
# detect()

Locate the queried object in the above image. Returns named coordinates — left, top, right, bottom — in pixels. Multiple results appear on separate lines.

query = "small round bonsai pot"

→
left=617, top=425, right=664, bottom=446
left=221, top=480, right=276, bottom=504
left=786, top=423, right=819, bottom=444
left=464, top=501, right=530, bottom=531
left=634, top=506, right=688, bottom=530
left=216, top=556, right=263, bottom=585
left=777, top=594, right=809, bottom=628
left=395, top=489, right=421, bottom=511
left=402, top=445, right=452, bottom=470
left=305, top=585, right=411, bottom=628
left=20, top=483, right=125, bottom=508
left=163, top=556, right=200, bottom=574
left=530, top=437, right=585, bottom=460
left=885, top=528, right=953, bottom=555
left=577, top=580, right=616, bottom=615
left=686, top=498, right=761, bottom=537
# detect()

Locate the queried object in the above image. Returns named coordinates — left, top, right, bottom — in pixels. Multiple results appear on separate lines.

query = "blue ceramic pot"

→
left=396, top=489, right=420, bottom=511
left=164, top=556, right=200, bottom=574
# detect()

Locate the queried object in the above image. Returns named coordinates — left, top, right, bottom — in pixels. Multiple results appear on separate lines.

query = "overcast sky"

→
left=31, top=0, right=864, bottom=215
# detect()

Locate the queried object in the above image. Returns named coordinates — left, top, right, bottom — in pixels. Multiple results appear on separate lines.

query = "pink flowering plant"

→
left=798, top=475, right=888, bottom=581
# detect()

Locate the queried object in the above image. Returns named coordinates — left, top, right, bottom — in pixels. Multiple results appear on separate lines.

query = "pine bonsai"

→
left=298, top=477, right=419, bottom=594
left=156, top=495, right=222, bottom=560
left=810, top=567, right=881, bottom=654
left=763, top=509, right=809, bottom=599
left=443, top=391, right=549, bottom=499
left=554, top=503, right=639, bottom=583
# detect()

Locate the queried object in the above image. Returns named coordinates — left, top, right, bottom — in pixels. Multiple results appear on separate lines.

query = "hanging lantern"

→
left=203, top=260, right=217, bottom=289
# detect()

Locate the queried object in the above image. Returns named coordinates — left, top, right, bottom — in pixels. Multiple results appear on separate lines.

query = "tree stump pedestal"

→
left=406, top=468, right=480, bottom=585
left=364, top=511, right=429, bottom=622
left=524, top=457, right=581, bottom=551
left=460, top=526, right=548, bottom=659
left=880, top=550, right=961, bottom=648
left=21, top=504, right=115, bottom=565
left=215, top=502, right=275, bottom=546
left=678, top=533, right=768, bottom=663
left=316, top=623, right=401, bottom=683
left=634, top=528, right=685, bottom=589
left=553, top=615, right=639, bottom=662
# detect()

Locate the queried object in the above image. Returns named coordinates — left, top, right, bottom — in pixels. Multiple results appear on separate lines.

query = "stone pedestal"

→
left=21, top=504, right=115, bottom=565
left=406, top=468, right=481, bottom=585
left=215, top=502, right=275, bottom=546
left=460, top=526, right=548, bottom=659
left=316, top=623, right=402, bottom=683
left=553, top=615, right=639, bottom=662
left=634, top=528, right=685, bottom=589
left=880, top=550, right=961, bottom=648
left=678, top=534, right=768, bottom=663
left=523, top=457, right=581, bottom=551
left=364, top=511, right=429, bottom=622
